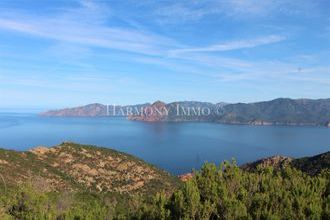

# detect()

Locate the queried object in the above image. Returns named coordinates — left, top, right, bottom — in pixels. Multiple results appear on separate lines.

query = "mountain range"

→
left=41, top=98, right=330, bottom=127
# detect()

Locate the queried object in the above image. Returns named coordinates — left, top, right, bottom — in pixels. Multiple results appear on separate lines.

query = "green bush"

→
left=153, top=162, right=329, bottom=220
left=0, top=161, right=328, bottom=219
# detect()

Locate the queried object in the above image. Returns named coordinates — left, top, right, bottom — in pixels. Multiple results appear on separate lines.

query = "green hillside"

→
left=0, top=144, right=329, bottom=219
left=0, top=142, right=179, bottom=194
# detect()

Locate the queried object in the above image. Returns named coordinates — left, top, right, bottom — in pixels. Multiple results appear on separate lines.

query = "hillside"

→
left=0, top=142, right=328, bottom=194
left=292, top=151, right=330, bottom=175
left=0, top=147, right=328, bottom=219
left=242, top=151, right=330, bottom=175
left=0, top=142, right=179, bottom=194
left=40, top=98, right=330, bottom=126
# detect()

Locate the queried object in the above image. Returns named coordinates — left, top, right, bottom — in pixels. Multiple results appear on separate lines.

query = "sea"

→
left=0, top=112, right=329, bottom=175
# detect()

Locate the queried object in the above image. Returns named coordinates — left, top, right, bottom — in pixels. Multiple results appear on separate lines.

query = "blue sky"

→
left=0, top=0, right=329, bottom=109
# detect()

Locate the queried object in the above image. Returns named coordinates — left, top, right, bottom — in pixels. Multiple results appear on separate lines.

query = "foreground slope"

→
left=0, top=144, right=329, bottom=219
left=0, top=142, right=179, bottom=194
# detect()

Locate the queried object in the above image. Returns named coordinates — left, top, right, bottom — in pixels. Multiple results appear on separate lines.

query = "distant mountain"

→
left=40, top=103, right=150, bottom=117
left=41, top=98, right=330, bottom=126
left=216, top=98, right=330, bottom=126
left=41, top=101, right=224, bottom=120
left=128, top=101, right=220, bottom=122
left=41, top=103, right=107, bottom=117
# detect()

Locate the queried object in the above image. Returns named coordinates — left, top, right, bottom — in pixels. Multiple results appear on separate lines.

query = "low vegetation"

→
left=0, top=144, right=329, bottom=219
left=151, top=162, right=329, bottom=219
left=0, top=142, right=179, bottom=194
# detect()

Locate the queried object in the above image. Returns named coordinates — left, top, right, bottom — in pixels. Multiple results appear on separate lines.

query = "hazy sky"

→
left=0, top=0, right=329, bottom=108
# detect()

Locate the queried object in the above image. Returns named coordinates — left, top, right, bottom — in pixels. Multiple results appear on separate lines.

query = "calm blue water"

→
left=0, top=113, right=329, bottom=174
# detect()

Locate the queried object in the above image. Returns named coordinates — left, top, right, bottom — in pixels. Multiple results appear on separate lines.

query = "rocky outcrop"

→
left=128, top=101, right=168, bottom=122
left=248, top=120, right=273, bottom=126
left=178, top=173, right=194, bottom=182
left=242, top=151, right=330, bottom=175
left=242, top=155, right=293, bottom=171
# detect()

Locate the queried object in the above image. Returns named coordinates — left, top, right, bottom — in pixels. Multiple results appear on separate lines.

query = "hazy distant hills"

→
left=40, top=103, right=150, bottom=117
left=41, top=98, right=330, bottom=126
left=216, top=98, right=330, bottom=126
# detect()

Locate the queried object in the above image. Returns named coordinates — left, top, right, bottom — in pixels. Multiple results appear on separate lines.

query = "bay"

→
left=0, top=113, right=329, bottom=175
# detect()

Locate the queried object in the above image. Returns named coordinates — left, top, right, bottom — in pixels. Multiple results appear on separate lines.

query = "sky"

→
left=0, top=0, right=329, bottom=109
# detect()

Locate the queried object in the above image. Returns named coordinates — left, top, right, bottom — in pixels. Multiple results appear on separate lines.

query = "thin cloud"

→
left=0, top=1, right=178, bottom=56
left=170, top=35, right=286, bottom=55
left=0, top=18, right=175, bottom=56
left=152, top=0, right=317, bottom=23
left=0, top=4, right=285, bottom=59
left=215, top=62, right=330, bottom=85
